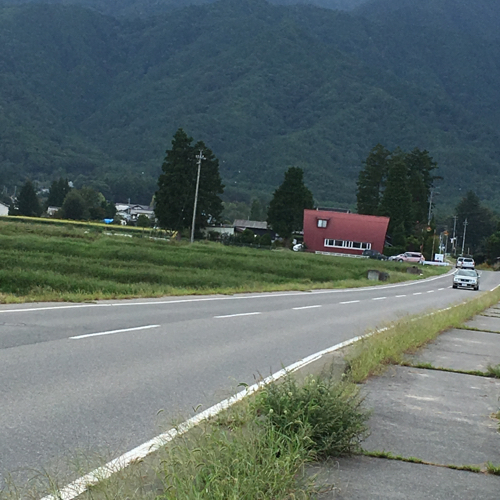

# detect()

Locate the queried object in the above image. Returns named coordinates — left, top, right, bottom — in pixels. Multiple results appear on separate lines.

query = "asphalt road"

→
left=1, top=268, right=499, bottom=487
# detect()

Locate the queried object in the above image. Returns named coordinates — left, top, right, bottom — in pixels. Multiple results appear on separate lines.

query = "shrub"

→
left=239, top=229, right=256, bottom=244
left=253, top=369, right=369, bottom=458
left=258, top=233, right=272, bottom=246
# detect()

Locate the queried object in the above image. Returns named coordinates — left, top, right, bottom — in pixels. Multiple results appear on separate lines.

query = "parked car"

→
left=391, top=252, right=424, bottom=263
left=452, top=269, right=480, bottom=290
left=362, top=249, right=387, bottom=260
left=457, top=257, right=475, bottom=269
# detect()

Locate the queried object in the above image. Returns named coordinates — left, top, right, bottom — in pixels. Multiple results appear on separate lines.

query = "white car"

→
left=453, top=269, right=480, bottom=290
left=457, top=257, right=475, bottom=269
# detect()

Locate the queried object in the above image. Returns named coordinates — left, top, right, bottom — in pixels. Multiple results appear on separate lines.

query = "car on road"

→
left=362, top=249, right=387, bottom=260
left=457, top=257, right=475, bottom=269
left=391, top=251, right=424, bottom=263
left=452, top=269, right=480, bottom=290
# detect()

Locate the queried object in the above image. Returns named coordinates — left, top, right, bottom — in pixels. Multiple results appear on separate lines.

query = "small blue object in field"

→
left=103, top=219, right=114, bottom=224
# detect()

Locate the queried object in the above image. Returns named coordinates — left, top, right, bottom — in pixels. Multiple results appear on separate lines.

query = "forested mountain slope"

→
left=1, top=0, right=499, bottom=208
left=356, top=0, right=500, bottom=40
left=0, top=0, right=367, bottom=17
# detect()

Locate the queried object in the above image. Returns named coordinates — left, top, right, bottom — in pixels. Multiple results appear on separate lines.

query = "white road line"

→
left=427, top=290, right=434, bottom=293
left=339, top=300, right=360, bottom=305
left=438, top=288, right=445, bottom=291
left=0, top=270, right=456, bottom=314
left=70, top=325, right=160, bottom=340
left=214, top=312, right=261, bottom=319
left=292, top=305, right=322, bottom=310
left=372, top=297, right=386, bottom=301
left=413, top=292, right=422, bottom=295
left=491, top=284, right=500, bottom=292
left=395, top=295, right=406, bottom=298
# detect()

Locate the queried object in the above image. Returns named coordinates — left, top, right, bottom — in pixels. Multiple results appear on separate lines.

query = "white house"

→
left=115, top=203, right=155, bottom=223
left=0, top=202, right=9, bottom=216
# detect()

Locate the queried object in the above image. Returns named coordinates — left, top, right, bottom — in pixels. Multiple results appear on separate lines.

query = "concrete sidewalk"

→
left=315, top=305, right=500, bottom=499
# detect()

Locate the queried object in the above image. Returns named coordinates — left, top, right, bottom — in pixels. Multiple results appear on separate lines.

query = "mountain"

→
left=0, top=0, right=368, bottom=18
left=356, top=0, right=500, bottom=41
left=1, top=0, right=500, bottom=209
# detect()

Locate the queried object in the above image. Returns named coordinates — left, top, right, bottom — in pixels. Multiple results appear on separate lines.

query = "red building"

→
left=303, top=209, right=390, bottom=256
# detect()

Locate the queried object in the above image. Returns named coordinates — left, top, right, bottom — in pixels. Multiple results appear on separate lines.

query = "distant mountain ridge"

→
left=1, top=0, right=500, bottom=209
left=356, top=0, right=500, bottom=40
left=0, top=0, right=368, bottom=17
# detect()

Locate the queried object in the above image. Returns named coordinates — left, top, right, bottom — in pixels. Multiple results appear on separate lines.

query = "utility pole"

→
left=190, top=150, right=205, bottom=244
left=427, top=190, right=434, bottom=226
left=452, top=215, right=457, bottom=254
left=431, top=229, right=437, bottom=260
left=461, top=218, right=468, bottom=256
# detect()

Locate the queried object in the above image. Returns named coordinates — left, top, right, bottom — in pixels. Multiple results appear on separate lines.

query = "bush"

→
left=254, top=369, right=369, bottom=458
left=258, top=233, right=272, bottom=246
left=239, top=229, right=256, bottom=244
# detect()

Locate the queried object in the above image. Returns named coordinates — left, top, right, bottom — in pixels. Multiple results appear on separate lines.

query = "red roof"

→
left=303, top=209, right=390, bottom=255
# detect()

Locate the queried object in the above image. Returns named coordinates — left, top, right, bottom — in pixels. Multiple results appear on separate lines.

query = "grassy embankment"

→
left=0, top=219, right=447, bottom=303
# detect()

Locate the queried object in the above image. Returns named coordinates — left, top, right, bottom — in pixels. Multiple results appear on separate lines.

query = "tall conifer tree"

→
left=17, top=180, right=42, bottom=217
left=267, top=167, right=314, bottom=241
left=379, top=155, right=412, bottom=233
left=356, top=144, right=390, bottom=215
left=155, top=129, right=224, bottom=232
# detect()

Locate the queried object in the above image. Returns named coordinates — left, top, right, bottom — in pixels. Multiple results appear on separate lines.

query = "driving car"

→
left=458, top=257, right=475, bottom=269
left=452, top=269, right=480, bottom=290
left=362, top=249, right=387, bottom=260
left=391, top=251, right=424, bottom=263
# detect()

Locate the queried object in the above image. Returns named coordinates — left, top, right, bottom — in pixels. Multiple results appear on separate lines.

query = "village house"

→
left=303, top=208, right=390, bottom=256
left=115, top=203, right=155, bottom=224
left=0, top=202, right=9, bottom=216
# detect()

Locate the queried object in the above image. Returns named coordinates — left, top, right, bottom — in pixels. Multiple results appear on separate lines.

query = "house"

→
left=115, top=203, right=155, bottom=224
left=233, top=220, right=271, bottom=237
left=204, top=225, right=235, bottom=237
left=46, top=206, right=60, bottom=217
left=0, top=202, right=9, bottom=216
left=303, top=209, right=390, bottom=256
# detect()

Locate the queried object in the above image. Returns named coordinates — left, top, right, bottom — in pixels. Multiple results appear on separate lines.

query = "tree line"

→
left=356, top=144, right=500, bottom=262
left=8, top=131, right=500, bottom=265
left=154, top=128, right=313, bottom=243
left=9, top=179, right=117, bottom=222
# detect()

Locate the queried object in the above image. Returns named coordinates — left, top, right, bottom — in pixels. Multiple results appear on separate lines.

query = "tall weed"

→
left=253, top=370, right=369, bottom=459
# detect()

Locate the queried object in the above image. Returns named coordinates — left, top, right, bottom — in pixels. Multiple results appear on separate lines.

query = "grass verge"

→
left=345, top=287, right=500, bottom=382
left=0, top=219, right=447, bottom=303
left=0, top=371, right=369, bottom=500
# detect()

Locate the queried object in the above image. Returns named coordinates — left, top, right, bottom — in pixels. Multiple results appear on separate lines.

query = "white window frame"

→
left=324, top=239, right=371, bottom=250
left=317, top=219, right=328, bottom=228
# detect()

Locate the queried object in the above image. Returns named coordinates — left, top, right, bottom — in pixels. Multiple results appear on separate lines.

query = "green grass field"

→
left=0, top=219, right=447, bottom=303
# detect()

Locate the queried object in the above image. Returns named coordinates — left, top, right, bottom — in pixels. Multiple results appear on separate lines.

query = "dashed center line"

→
left=372, top=297, right=387, bottom=301
left=339, top=300, right=360, bottom=305
left=413, top=292, right=422, bottom=295
left=293, top=305, right=322, bottom=310
left=214, top=312, right=262, bottom=319
left=71, top=324, right=160, bottom=340
left=438, top=288, right=445, bottom=291
left=427, top=290, right=434, bottom=293
left=395, top=295, right=406, bottom=298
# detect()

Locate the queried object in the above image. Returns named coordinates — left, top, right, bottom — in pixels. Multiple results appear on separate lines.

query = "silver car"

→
left=452, top=269, right=480, bottom=290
